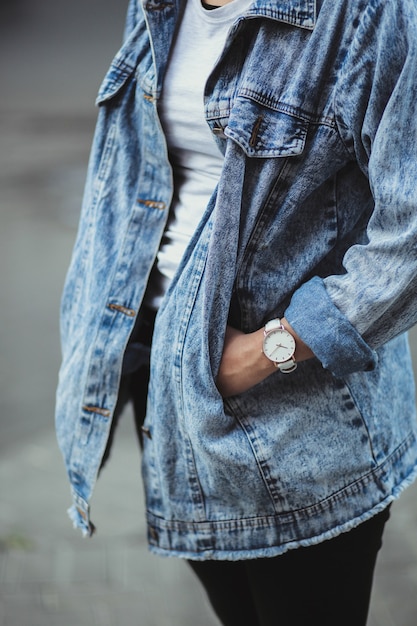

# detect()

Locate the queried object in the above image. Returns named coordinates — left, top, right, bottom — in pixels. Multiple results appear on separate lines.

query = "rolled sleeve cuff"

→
left=285, top=276, right=378, bottom=378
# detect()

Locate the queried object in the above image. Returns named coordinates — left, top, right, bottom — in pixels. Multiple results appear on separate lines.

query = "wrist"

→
left=262, top=318, right=297, bottom=373
left=256, top=327, right=278, bottom=372
left=260, top=317, right=314, bottom=373
left=280, top=317, right=314, bottom=363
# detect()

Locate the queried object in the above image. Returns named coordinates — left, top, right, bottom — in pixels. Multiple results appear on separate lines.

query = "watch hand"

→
left=270, top=344, right=285, bottom=356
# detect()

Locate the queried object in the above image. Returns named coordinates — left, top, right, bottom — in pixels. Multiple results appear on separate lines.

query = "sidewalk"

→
left=1, top=408, right=417, bottom=626
left=0, top=412, right=219, bottom=626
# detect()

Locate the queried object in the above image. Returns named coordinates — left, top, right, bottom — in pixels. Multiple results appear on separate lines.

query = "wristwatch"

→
left=262, top=319, right=297, bottom=373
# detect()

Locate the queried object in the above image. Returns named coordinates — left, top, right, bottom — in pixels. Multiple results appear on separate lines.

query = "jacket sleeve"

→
left=285, top=0, right=417, bottom=378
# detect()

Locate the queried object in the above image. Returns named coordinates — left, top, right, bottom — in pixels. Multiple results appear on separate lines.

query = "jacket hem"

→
left=67, top=497, right=96, bottom=538
left=145, top=433, right=417, bottom=560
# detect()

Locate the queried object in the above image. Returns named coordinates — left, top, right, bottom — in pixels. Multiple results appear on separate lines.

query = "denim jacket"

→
left=56, top=0, right=417, bottom=558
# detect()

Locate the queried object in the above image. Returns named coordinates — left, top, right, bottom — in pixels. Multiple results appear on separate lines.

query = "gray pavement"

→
left=1, top=1, right=417, bottom=625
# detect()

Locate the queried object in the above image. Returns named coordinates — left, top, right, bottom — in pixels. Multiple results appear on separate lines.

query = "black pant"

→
left=101, top=306, right=156, bottom=467
left=189, top=506, right=390, bottom=626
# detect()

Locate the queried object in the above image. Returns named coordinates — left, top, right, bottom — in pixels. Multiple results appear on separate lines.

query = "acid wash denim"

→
left=56, top=0, right=417, bottom=559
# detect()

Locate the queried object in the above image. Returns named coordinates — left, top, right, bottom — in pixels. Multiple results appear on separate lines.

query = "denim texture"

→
left=56, top=0, right=417, bottom=558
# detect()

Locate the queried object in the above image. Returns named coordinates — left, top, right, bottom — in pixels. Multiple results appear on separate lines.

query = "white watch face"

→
left=263, top=329, right=296, bottom=363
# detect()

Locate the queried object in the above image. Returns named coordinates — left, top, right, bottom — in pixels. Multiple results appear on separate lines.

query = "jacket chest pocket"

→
left=224, top=95, right=309, bottom=158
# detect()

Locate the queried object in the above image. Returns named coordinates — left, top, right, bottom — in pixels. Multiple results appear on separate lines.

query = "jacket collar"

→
left=164, top=0, right=316, bottom=30
left=246, top=0, right=316, bottom=30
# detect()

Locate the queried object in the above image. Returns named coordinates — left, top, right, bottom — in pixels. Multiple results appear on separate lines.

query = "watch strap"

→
left=264, top=318, right=284, bottom=334
left=277, top=359, right=297, bottom=373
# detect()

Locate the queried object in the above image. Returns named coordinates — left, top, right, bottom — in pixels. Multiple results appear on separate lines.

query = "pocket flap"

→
left=95, top=60, right=136, bottom=105
left=224, top=97, right=308, bottom=158
left=95, top=23, right=153, bottom=105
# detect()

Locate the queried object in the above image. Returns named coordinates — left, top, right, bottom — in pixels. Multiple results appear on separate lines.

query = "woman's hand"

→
left=216, top=326, right=275, bottom=398
left=216, top=319, right=314, bottom=398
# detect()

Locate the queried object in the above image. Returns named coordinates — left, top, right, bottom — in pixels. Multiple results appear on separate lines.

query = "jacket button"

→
left=212, top=125, right=226, bottom=138
left=141, top=426, right=152, bottom=440
left=149, top=527, right=158, bottom=541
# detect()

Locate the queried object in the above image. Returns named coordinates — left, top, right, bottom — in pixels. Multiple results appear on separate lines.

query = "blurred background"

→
left=0, top=1, right=416, bottom=625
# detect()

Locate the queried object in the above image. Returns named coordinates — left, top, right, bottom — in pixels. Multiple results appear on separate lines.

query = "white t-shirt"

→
left=145, top=0, right=252, bottom=308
